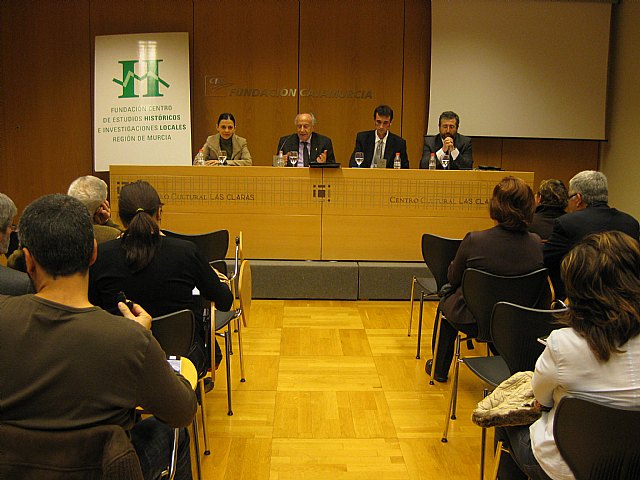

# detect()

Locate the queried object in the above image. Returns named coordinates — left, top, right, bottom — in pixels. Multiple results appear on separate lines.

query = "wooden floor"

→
left=195, top=300, right=495, bottom=479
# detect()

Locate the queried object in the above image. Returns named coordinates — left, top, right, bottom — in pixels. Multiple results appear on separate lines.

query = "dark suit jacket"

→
left=420, top=133, right=473, bottom=170
left=348, top=130, right=409, bottom=168
left=277, top=133, right=336, bottom=165
left=544, top=202, right=640, bottom=298
left=529, top=204, right=566, bottom=241
left=0, top=265, right=34, bottom=295
left=442, top=225, right=544, bottom=326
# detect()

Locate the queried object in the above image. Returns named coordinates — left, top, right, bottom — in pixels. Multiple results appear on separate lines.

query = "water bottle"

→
left=194, top=148, right=205, bottom=166
left=277, top=150, right=284, bottom=167
left=428, top=152, right=436, bottom=170
left=393, top=152, right=401, bottom=169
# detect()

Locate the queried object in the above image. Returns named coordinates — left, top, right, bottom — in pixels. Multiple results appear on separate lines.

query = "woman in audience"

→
left=529, top=179, right=568, bottom=240
left=427, top=176, right=544, bottom=381
left=89, top=180, right=233, bottom=376
left=194, top=112, right=252, bottom=166
left=497, top=231, right=640, bottom=479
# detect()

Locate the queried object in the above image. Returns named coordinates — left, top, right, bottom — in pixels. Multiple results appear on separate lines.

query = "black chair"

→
left=440, top=268, right=550, bottom=444
left=162, top=229, right=229, bottom=275
left=554, top=397, right=640, bottom=480
left=407, top=234, right=462, bottom=359
left=482, top=302, right=565, bottom=480
left=211, top=237, right=243, bottom=416
left=0, top=423, right=143, bottom=479
left=151, top=309, right=204, bottom=480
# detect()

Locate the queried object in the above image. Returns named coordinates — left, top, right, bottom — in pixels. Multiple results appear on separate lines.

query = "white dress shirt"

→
left=529, top=327, right=640, bottom=480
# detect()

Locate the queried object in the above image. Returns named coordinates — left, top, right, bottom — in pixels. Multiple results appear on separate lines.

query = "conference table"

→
left=110, top=165, right=534, bottom=262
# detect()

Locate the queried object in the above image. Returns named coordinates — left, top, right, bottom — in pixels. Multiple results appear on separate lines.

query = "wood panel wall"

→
left=0, top=0, right=599, bottom=216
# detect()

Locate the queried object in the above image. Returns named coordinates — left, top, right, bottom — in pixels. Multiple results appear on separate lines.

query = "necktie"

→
left=302, top=142, right=310, bottom=165
left=373, top=140, right=384, bottom=167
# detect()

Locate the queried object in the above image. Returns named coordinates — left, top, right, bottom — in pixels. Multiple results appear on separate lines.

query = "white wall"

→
left=600, top=2, right=640, bottom=219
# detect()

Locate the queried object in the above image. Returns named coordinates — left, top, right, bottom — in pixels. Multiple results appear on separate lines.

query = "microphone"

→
left=279, top=134, right=296, bottom=153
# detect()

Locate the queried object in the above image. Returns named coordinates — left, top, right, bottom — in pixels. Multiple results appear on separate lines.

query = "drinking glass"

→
left=288, top=151, right=299, bottom=167
left=354, top=152, right=364, bottom=167
left=217, top=151, right=227, bottom=165
left=440, top=155, right=450, bottom=169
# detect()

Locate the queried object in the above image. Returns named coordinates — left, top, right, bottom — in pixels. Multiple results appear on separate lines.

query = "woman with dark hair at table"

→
left=426, top=176, right=544, bottom=382
left=529, top=179, right=568, bottom=241
left=194, top=112, right=252, bottom=166
left=89, top=180, right=233, bottom=377
left=496, top=230, right=640, bottom=479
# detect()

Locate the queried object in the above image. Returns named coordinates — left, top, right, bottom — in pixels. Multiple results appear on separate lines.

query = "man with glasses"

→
left=0, top=193, right=33, bottom=295
left=544, top=170, right=639, bottom=298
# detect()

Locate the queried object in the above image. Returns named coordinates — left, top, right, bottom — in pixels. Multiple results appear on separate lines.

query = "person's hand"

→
left=93, top=200, right=111, bottom=225
left=316, top=150, right=328, bottom=163
left=204, top=159, right=219, bottom=166
left=118, top=301, right=152, bottom=330
left=443, top=136, right=454, bottom=154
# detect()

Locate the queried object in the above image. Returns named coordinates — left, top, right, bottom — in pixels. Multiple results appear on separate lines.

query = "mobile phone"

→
left=167, top=355, right=181, bottom=373
left=116, top=291, right=134, bottom=311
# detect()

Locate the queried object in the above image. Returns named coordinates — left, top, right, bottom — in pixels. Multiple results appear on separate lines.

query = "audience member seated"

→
left=348, top=104, right=409, bottom=168
left=194, top=112, right=252, bottom=166
left=0, top=194, right=197, bottom=479
left=0, top=192, right=33, bottom=295
left=277, top=113, right=336, bottom=165
left=544, top=170, right=639, bottom=300
left=529, top=179, right=568, bottom=241
left=89, top=180, right=233, bottom=377
left=427, top=176, right=543, bottom=382
left=68, top=175, right=122, bottom=243
left=496, top=231, right=640, bottom=480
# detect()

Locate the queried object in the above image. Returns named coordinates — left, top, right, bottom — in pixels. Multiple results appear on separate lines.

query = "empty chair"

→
left=480, top=302, right=565, bottom=480
left=407, top=233, right=462, bottom=359
left=440, top=267, right=550, bottom=443
left=554, top=397, right=640, bottom=480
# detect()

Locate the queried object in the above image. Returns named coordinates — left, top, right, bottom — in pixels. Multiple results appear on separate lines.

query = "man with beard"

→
left=419, top=111, right=473, bottom=170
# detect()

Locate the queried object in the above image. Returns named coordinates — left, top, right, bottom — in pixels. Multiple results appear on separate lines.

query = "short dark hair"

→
left=538, top=179, right=568, bottom=209
left=18, top=194, right=94, bottom=278
left=118, top=181, right=162, bottom=273
left=559, top=231, right=640, bottom=361
left=374, top=105, right=393, bottom=122
left=489, top=176, right=535, bottom=231
left=217, top=113, right=236, bottom=125
left=438, top=111, right=460, bottom=128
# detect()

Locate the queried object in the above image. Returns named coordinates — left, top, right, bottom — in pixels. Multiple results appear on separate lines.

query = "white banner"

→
left=94, top=32, right=192, bottom=171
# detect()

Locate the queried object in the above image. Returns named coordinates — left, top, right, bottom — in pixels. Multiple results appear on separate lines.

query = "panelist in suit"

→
left=195, top=112, right=252, bottom=166
left=420, top=111, right=473, bottom=170
left=277, top=113, right=336, bottom=166
left=348, top=105, right=409, bottom=168
left=0, top=193, right=33, bottom=295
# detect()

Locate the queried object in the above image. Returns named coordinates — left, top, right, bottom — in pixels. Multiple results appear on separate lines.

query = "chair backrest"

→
left=421, top=234, right=462, bottom=291
left=238, top=259, right=252, bottom=327
left=490, top=302, right=565, bottom=374
left=151, top=309, right=195, bottom=357
left=162, top=229, right=229, bottom=263
left=554, top=397, right=640, bottom=480
left=462, top=268, right=549, bottom=342
left=0, top=423, right=143, bottom=479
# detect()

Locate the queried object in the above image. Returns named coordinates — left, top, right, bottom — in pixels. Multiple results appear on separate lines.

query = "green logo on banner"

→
left=113, top=60, right=170, bottom=98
